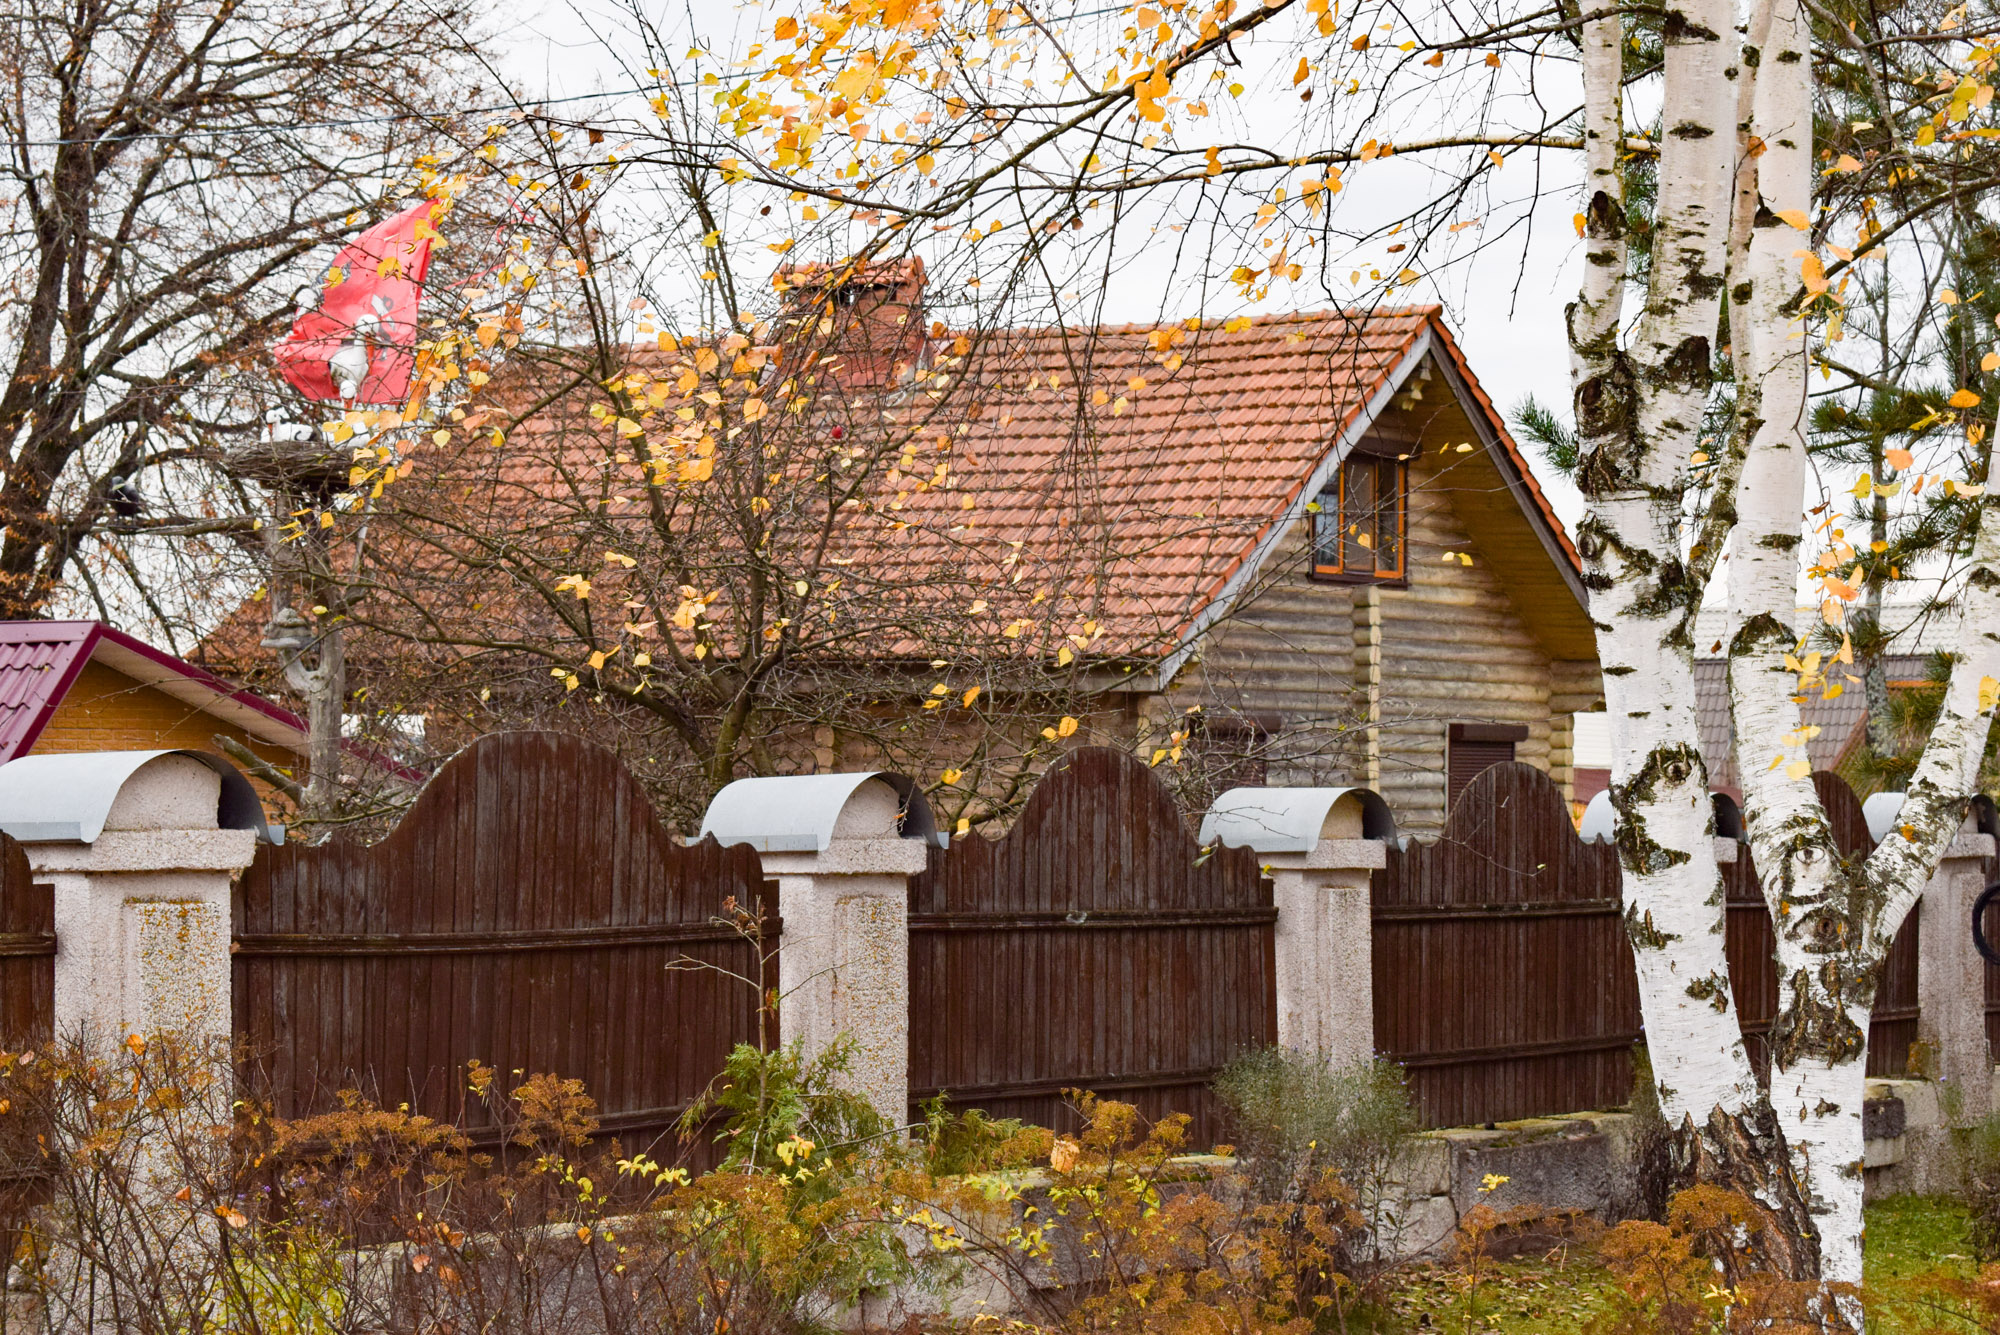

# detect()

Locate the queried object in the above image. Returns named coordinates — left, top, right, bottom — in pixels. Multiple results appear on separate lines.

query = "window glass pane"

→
left=1313, top=489, right=1341, bottom=567
left=1375, top=458, right=1402, bottom=574
left=1342, top=458, right=1376, bottom=573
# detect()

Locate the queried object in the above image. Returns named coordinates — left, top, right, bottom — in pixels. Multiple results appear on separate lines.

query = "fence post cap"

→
left=1198, top=786, right=1395, bottom=853
left=1865, top=790, right=2000, bottom=848
left=0, top=749, right=267, bottom=844
left=699, top=771, right=942, bottom=853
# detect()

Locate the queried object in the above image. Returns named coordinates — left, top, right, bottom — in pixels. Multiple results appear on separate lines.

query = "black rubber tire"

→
left=1974, top=882, right=2000, bottom=966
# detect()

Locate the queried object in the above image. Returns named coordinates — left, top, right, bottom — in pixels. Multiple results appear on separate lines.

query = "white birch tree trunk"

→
left=1570, top=0, right=1781, bottom=1213
left=1723, top=0, right=2000, bottom=1291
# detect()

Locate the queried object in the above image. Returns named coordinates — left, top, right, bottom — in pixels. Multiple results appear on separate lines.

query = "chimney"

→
left=776, top=257, right=929, bottom=388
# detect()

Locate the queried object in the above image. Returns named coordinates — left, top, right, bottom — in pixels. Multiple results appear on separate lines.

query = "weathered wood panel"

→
left=907, top=747, right=1275, bottom=1144
left=0, top=837, right=51, bottom=1050
left=1725, top=772, right=1915, bottom=1079
left=1372, top=763, right=1639, bottom=1127
left=0, top=836, right=53, bottom=1246
left=233, top=732, right=767, bottom=1161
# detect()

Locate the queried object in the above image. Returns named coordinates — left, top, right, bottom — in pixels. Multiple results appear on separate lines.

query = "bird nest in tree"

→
left=225, top=435, right=350, bottom=491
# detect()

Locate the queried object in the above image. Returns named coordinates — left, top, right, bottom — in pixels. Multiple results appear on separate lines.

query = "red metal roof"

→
left=0, top=621, right=311, bottom=763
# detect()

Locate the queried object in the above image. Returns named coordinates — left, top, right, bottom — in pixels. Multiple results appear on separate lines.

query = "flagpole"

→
left=239, top=199, right=441, bottom=832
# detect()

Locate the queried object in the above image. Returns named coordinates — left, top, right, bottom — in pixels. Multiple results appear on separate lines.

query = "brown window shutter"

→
left=1446, top=722, right=1529, bottom=809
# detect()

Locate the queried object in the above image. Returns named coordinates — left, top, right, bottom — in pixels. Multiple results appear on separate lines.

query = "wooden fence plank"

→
left=1372, top=763, right=1639, bottom=1128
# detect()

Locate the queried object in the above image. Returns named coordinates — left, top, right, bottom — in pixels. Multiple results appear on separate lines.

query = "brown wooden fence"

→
left=233, top=732, right=769, bottom=1159
left=0, top=835, right=51, bottom=1051
left=1372, top=763, right=1640, bottom=1128
left=0, top=834, right=52, bottom=1243
left=906, top=747, right=1275, bottom=1145
left=1724, top=771, right=1917, bottom=1079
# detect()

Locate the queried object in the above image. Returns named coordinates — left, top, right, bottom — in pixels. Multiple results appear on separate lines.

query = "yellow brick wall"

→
left=29, top=661, right=303, bottom=818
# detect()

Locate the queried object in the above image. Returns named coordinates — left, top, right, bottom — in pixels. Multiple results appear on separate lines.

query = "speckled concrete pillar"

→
left=1917, top=827, right=1997, bottom=1126
left=1262, top=837, right=1387, bottom=1062
left=756, top=780, right=927, bottom=1128
left=21, top=754, right=256, bottom=1051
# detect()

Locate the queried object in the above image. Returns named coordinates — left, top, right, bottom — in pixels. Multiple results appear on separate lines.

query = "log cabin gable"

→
left=1153, top=320, right=1596, bottom=689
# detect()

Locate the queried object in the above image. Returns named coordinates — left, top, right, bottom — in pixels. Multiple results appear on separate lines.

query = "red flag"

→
left=274, top=200, right=440, bottom=405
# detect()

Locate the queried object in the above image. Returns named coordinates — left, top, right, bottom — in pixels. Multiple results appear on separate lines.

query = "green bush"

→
left=1214, top=1047, right=1419, bottom=1270
left=1959, top=1109, right=2000, bottom=1260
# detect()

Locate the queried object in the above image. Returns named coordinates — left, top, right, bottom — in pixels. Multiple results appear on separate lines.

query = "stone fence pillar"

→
left=1917, top=827, right=1996, bottom=1124
left=1857, top=792, right=2000, bottom=1127
left=1200, top=786, right=1395, bottom=1065
left=0, top=750, right=265, bottom=1052
left=700, top=772, right=940, bottom=1127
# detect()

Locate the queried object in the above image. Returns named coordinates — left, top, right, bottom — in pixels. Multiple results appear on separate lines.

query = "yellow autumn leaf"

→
left=1984, top=351, right=2000, bottom=372
left=1057, top=645, right=1074, bottom=666
left=962, top=685, right=982, bottom=707
left=1785, top=760, right=1812, bottom=780
left=1292, top=56, right=1310, bottom=85
left=1952, top=388, right=1983, bottom=408
left=940, top=768, right=963, bottom=785
left=1886, top=447, right=1915, bottom=470
left=1057, top=716, right=1079, bottom=737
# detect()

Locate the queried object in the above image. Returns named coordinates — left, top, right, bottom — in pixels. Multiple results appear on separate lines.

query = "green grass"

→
left=1374, top=1196, right=1984, bottom=1335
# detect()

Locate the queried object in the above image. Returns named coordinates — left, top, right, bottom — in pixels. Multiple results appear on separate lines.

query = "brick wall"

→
left=30, top=661, right=302, bottom=818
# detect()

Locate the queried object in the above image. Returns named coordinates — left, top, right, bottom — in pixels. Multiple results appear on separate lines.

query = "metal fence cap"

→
left=699, top=771, right=943, bottom=852
left=1198, top=786, right=1395, bottom=853
left=0, top=749, right=268, bottom=844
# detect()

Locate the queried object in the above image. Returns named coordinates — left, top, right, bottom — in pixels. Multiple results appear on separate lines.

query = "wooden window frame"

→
left=1311, top=453, right=1409, bottom=584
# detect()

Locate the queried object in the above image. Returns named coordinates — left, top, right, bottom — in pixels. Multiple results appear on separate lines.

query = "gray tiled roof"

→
left=1693, top=654, right=1930, bottom=794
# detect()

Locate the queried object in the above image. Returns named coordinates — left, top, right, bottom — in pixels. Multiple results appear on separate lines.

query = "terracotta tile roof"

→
left=834, top=305, right=1579, bottom=659
left=211, top=305, right=1582, bottom=677
left=769, top=307, right=1554, bottom=659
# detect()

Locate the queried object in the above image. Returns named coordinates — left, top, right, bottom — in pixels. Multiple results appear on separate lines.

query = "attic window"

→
left=1312, top=453, right=1407, bottom=582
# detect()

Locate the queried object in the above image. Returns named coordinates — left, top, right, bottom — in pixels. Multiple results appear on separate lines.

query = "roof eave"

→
left=85, top=625, right=312, bottom=753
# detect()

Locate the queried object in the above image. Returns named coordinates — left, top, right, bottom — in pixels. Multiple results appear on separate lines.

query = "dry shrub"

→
left=1587, top=1185, right=1848, bottom=1335
left=0, top=1038, right=1394, bottom=1334
left=996, top=1093, right=1375, bottom=1334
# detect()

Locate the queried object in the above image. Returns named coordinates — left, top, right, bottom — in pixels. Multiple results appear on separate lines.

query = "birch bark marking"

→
left=1727, top=0, right=2000, bottom=1286
left=1570, top=0, right=1761, bottom=1163
left=1724, top=0, right=1873, bottom=1285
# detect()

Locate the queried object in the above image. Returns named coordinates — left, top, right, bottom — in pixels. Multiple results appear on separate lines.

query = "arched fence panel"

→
left=1372, top=763, right=1639, bottom=1128
left=233, top=732, right=769, bottom=1163
left=906, top=747, right=1275, bottom=1145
